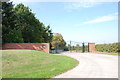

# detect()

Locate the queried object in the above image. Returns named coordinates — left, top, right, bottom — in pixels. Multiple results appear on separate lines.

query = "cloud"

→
left=83, top=13, right=118, bottom=24
left=64, top=2, right=101, bottom=10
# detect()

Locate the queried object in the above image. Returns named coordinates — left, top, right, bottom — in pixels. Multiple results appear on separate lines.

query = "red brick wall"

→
left=2, top=43, right=50, bottom=53
left=88, top=43, right=95, bottom=52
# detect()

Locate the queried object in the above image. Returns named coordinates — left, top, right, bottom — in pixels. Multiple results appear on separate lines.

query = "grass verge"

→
left=96, top=52, right=120, bottom=56
left=2, top=50, right=78, bottom=79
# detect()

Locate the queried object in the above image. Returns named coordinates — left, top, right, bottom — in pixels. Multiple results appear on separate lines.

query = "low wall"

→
left=2, top=43, right=49, bottom=53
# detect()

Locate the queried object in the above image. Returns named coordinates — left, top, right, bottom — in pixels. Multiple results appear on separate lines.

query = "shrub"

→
left=95, top=42, right=119, bottom=53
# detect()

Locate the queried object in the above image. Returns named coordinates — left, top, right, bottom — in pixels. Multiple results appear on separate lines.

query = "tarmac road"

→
left=54, top=52, right=118, bottom=78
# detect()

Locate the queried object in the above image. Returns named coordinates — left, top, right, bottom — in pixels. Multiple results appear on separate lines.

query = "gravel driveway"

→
left=54, top=52, right=118, bottom=78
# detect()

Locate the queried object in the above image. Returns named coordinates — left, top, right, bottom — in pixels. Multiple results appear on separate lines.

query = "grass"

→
left=2, top=49, right=78, bottom=79
left=96, top=52, right=120, bottom=56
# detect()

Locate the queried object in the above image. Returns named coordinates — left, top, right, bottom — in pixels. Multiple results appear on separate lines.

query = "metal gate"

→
left=67, top=41, right=95, bottom=53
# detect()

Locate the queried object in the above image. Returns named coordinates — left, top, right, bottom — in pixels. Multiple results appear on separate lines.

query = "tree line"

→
left=2, top=2, right=53, bottom=43
left=2, top=1, right=66, bottom=50
left=65, top=44, right=88, bottom=52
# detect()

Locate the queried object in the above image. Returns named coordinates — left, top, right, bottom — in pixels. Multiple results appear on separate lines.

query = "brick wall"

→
left=88, top=43, right=95, bottom=52
left=2, top=43, right=50, bottom=53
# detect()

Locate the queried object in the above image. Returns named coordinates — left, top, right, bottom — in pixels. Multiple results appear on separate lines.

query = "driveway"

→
left=54, top=52, right=118, bottom=78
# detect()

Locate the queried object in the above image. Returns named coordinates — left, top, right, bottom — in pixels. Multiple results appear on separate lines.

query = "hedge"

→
left=95, top=42, right=120, bottom=53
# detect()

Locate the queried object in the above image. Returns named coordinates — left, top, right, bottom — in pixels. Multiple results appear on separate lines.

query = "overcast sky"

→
left=11, top=0, right=118, bottom=44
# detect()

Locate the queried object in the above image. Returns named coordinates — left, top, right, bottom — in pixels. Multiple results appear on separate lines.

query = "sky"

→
left=11, top=0, right=118, bottom=44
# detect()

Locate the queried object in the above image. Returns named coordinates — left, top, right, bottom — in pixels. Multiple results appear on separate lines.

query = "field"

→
left=2, top=50, right=78, bottom=79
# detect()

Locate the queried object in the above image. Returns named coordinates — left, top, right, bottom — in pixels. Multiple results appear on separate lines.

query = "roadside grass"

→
left=2, top=50, right=78, bottom=79
left=96, top=52, right=120, bottom=56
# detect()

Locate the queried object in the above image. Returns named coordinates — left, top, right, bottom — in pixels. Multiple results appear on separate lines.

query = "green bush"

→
left=95, top=42, right=120, bottom=53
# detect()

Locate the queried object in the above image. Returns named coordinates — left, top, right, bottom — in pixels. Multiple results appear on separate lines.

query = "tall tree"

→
left=2, top=2, right=53, bottom=43
left=2, top=2, right=24, bottom=43
left=42, top=25, right=53, bottom=43
left=14, top=4, right=44, bottom=43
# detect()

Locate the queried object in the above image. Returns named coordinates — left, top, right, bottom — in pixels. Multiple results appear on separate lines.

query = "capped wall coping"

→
left=3, top=43, right=49, bottom=44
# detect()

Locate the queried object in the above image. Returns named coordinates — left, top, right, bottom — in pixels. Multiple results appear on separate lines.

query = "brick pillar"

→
left=88, top=43, right=95, bottom=52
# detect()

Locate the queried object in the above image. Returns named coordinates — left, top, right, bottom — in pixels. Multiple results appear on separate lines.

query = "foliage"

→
left=42, top=25, right=53, bottom=43
left=4, top=29, right=24, bottom=43
left=51, top=33, right=66, bottom=50
left=2, top=2, right=17, bottom=43
left=66, top=44, right=88, bottom=52
left=2, top=2, right=53, bottom=44
left=95, top=42, right=119, bottom=53
left=64, top=46, right=69, bottom=51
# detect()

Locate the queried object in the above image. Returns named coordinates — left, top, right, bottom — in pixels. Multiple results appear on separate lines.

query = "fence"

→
left=66, top=41, right=95, bottom=53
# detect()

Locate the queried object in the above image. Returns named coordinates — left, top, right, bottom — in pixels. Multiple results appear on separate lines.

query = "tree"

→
left=4, top=29, right=24, bottom=43
left=76, top=44, right=81, bottom=52
left=14, top=4, right=44, bottom=43
left=2, top=2, right=53, bottom=44
left=51, top=33, right=66, bottom=50
left=67, top=44, right=71, bottom=51
left=42, top=25, right=53, bottom=43
left=2, top=2, right=23, bottom=43
left=14, top=4, right=53, bottom=43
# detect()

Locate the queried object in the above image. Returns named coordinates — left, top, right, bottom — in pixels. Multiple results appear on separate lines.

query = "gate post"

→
left=82, top=42, right=85, bottom=53
left=70, top=41, right=71, bottom=52
left=88, top=43, right=95, bottom=52
left=88, top=43, right=89, bottom=52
